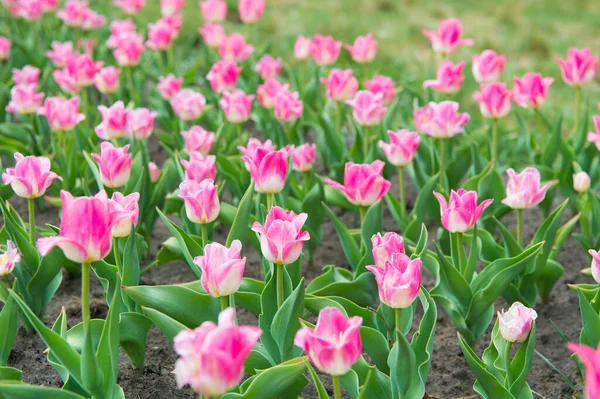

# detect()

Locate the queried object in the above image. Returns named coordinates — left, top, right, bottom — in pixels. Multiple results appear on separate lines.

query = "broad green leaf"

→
left=0, top=381, right=88, bottom=399
left=119, top=312, right=152, bottom=369
left=141, top=307, right=187, bottom=343
left=305, top=360, right=330, bottom=399
left=156, top=209, right=203, bottom=277
left=272, top=279, right=305, bottom=361
left=323, top=203, right=361, bottom=270
left=0, top=294, right=18, bottom=366
left=226, top=182, right=254, bottom=246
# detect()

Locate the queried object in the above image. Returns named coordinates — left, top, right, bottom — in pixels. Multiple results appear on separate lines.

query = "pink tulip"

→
left=238, top=0, right=264, bottom=24
left=423, top=60, right=465, bottom=94
left=413, top=101, right=470, bottom=139
left=346, top=90, right=387, bottom=126
left=497, top=302, right=537, bottom=343
left=6, top=84, right=45, bottom=115
left=37, top=191, right=127, bottom=263
left=199, top=23, right=226, bottom=48
left=367, top=252, right=422, bottom=309
left=12, top=65, right=40, bottom=86
left=325, top=161, right=391, bottom=207
left=182, top=126, right=215, bottom=154
left=251, top=206, right=310, bottom=265
left=422, top=18, right=474, bottom=55
left=371, top=232, right=405, bottom=269
left=199, top=0, right=227, bottom=22
left=257, top=79, right=289, bottom=109
left=557, top=48, right=598, bottom=87
left=433, top=189, right=493, bottom=233
left=110, top=192, right=140, bottom=237
left=574, top=171, right=591, bottom=193
left=80, top=10, right=107, bottom=31
left=161, top=0, right=184, bottom=16
left=174, top=308, right=262, bottom=397
left=345, top=33, right=377, bottom=64
left=220, top=90, right=254, bottom=123
left=2, top=153, right=61, bottom=199
left=94, top=66, right=120, bottom=94
left=588, top=116, right=600, bottom=150
left=294, top=307, right=362, bottom=376
left=0, top=36, right=10, bottom=61
left=181, top=153, right=217, bottom=183
left=107, top=19, right=137, bottom=48
left=472, top=83, right=513, bottom=119
left=238, top=138, right=275, bottom=161
left=588, top=249, right=600, bottom=284
left=37, top=96, right=85, bottom=131
left=56, top=0, right=89, bottom=27
left=513, top=72, right=553, bottom=109
left=321, top=69, right=358, bottom=102
left=294, top=35, right=312, bottom=60
left=179, top=179, right=220, bottom=224
left=41, top=0, right=59, bottom=14
left=53, top=53, right=103, bottom=93
left=114, top=0, right=145, bottom=14
left=255, top=54, right=283, bottom=80
left=113, top=32, right=146, bottom=66
left=13, top=0, right=44, bottom=21
left=502, top=167, right=558, bottom=209
left=128, top=107, right=157, bottom=140
left=92, top=142, right=132, bottom=188
left=149, top=162, right=161, bottom=182
left=274, top=90, right=303, bottom=123
left=46, top=41, right=74, bottom=67
left=171, top=89, right=206, bottom=121
left=218, top=33, right=254, bottom=62
left=311, top=35, right=342, bottom=67
left=95, top=101, right=130, bottom=140
left=146, top=18, right=176, bottom=50
left=207, top=61, right=242, bottom=93
left=0, top=241, right=21, bottom=276
left=241, top=146, right=291, bottom=194
left=78, top=38, right=98, bottom=55
left=568, top=343, right=600, bottom=399
left=378, top=129, right=421, bottom=167
left=158, top=74, right=183, bottom=100
left=194, top=240, right=246, bottom=297
left=365, top=75, right=396, bottom=105
left=292, top=143, right=316, bottom=172
left=472, top=49, right=506, bottom=83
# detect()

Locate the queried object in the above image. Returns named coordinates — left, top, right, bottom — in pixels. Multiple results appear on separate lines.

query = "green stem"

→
left=266, top=193, right=275, bottom=211
left=140, top=260, right=159, bottom=275
left=113, top=237, right=122, bottom=275
left=220, top=295, right=230, bottom=311
left=394, top=308, right=402, bottom=338
left=398, top=166, right=406, bottom=219
left=81, top=262, right=91, bottom=332
left=359, top=206, right=368, bottom=225
left=27, top=198, right=35, bottom=247
left=335, top=101, right=342, bottom=135
left=439, top=138, right=446, bottom=173
left=276, top=263, right=284, bottom=308
left=82, top=87, right=89, bottom=118
left=504, top=341, right=513, bottom=388
left=491, top=118, right=498, bottom=163
left=516, top=209, right=523, bottom=247
left=332, top=375, right=342, bottom=399
left=126, top=67, right=135, bottom=105
left=363, top=126, right=370, bottom=162
left=575, top=85, right=581, bottom=136
left=201, top=223, right=209, bottom=248
left=456, top=232, right=466, bottom=275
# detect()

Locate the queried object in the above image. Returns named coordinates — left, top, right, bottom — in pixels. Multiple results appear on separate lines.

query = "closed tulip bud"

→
left=433, top=189, right=493, bottom=233
left=0, top=241, right=21, bottom=276
left=513, top=72, right=553, bottom=109
left=413, top=101, right=470, bottom=139
left=378, top=129, right=421, bottom=167
left=291, top=143, right=316, bottom=172
left=95, top=101, right=130, bottom=140
left=181, top=153, right=217, bottom=183
left=220, top=89, right=254, bottom=123
left=294, top=307, right=362, bottom=376
left=179, top=179, right=220, bottom=224
left=321, top=69, right=358, bottom=102
left=37, top=96, right=85, bottom=131
left=310, top=35, right=342, bottom=67
left=274, top=90, right=303, bottom=123
left=242, top=146, right=290, bottom=194
left=588, top=250, right=600, bottom=284
left=365, top=75, right=396, bottom=105
left=568, top=342, right=600, bottom=399
left=12, top=65, right=40, bottom=86
left=6, top=84, right=45, bottom=115
left=257, top=79, right=289, bottom=109
left=94, top=66, right=120, bottom=94
left=345, top=90, right=387, bottom=126
left=218, top=33, right=254, bottom=62
left=171, top=89, right=206, bottom=121
left=114, top=0, right=146, bottom=15
left=238, top=0, right=264, bottom=24
left=502, top=167, right=558, bottom=209
left=0, top=36, right=11, bottom=61
left=128, top=107, right=157, bottom=140
left=557, top=48, right=598, bottom=87
left=200, top=0, right=227, bottom=22
left=194, top=240, right=246, bottom=297
left=199, top=23, right=226, bottom=48
left=148, top=162, right=161, bottom=182
left=251, top=206, right=310, bottom=265
left=2, top=153, right=62, bottom=199
left=158, top=74, right=183, bottom=100
left=345, top=33, right=377, bottom=64
left=371, top=232, right=405, bottom=269
left=174, top=308, right=262, bottom=397
left=294, top=35, right=312, bottom=60
left=110, top=192, right=140, bottom=237
left=92, top=143, right=132, bottom=188
left=472, top=49, right=506, bottom=83
left=497, top=302, right=537, bottom=343
left=46, top=41, right=75, bottom=68
left=574, top=171, right=591, bottom=193
left=472, top=83, right=513, bottom=119
left=255, top=54, right=283, bottom=80
left=422, top=18, right=474, bottom=55
left=182, top=126, right=215, bottom=155
left=325, top=161, right=391, bottom=207
left=423, top=60, right=465, bottom=94
left=207, top=60, right=242, bottom=93
left=367, top=253, right=422, bottom=309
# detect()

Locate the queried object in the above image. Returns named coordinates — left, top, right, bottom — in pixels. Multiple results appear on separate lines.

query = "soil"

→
left=3, top=137, right=586, bottom=398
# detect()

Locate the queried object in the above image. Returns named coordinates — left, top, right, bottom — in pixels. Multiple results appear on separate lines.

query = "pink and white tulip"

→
left=321, top=69, right=358, bottom=102
left=274, top=90, right=303, bottom=123
left=422, top=18, right=474, bottom=55
left=345, top=33, right=377, bottom=64
left=94, top=66, right=120, bottom=94
left=497, top=302, right=537, bottom=343
left=0, top=241, right=20, bottom=276
left=2, top=153, right=61, bottom=199
left=371, top=232, right=405, bottom=269
left=53, top=53, right=103, bottom=93
left=588, top=249, right=600, bottom=284
left=46, top=41, right=74, bottom=67
left=310, top=35, right=342, bottom=67
left=199, top=23, right=226, bottom=48
left=346, top=91, right=387, bottom=126
left=367, top=252, right=422, bottom=309
left=241, top=146, right=291, bottom=194
left=423, top=60, right=465, bottom=94
left=574, top=171, right=591, bottom=193
left=568, top=343, right=600, bottom=399
left=294, top=35, right=312, bottom=60
left=218, top=33, right=254, bottom=62
left=194, top=240, right=246, bottom=297
left=433, top=189, right=493, bottom=233
left=255, top=54, right=283, bottom=80
left=472, top=83, right=513, bottom=119
left=472, top=50, right=506, bottom=83
left=365, top=75, right=396, bottom=105
left=128, top=107, right=157, bottom=140
left=12, top=65, right=40, bottom=86
left=502, top=167, right=558, bottom=209
left=238, top=138, right=275, bottom=162
left=207, top=61, right=242, bottom=93
left=292, top=143, right=317, bottom=172
left=113, top=32, right=145, bottom=66
left=95, top=101, right=130, bottom=140
left=220, top=90, right=254, bottom=123
left=513, top=72, right=553, bottom=109
left=0, top=36, right=9, bottom=60
left=146, top=18, right=177, bottom=50
left=158, top=74, right=183, bottom=100
left=37, top=96, right=85, bottom=132
left=199, top=0, right=227, bottom=22
left=171, top=89, right=206, bottom=121
left=413, top=101, right=470, bottom=139
left=114, top=0, right=145, bottom=15
left=557, top=48, right=598, bottom=87
left=257, top=79, right=289, bottom=109
left=378, top=129, right=421, bottom=167
left=107, top=19, right=137, bottom=47
left=588, top=116, right=600, bottom=150
left=238, top=0, right=264, bottom=24
left=161, top=0, right=184, bottom=16
left=181, top=153, right=217, bottom=183
left=149, top=162, right=161, bottom=182
left=110, top=192, right=140, bottom=237
left=325, top=161, right=391, bottom=207
left=6, top=84, right=45, bottom=115
left=92, top=142, right=132, bottom=188
left=179, top=179, right=220, bottom=224
left=182, top=126, right=215, bottom=155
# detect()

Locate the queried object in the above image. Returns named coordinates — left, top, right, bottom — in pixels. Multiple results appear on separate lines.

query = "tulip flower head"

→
left=513, top=72, right=553, bottom=109
left=588, top=249, right=600, bottom=284
left=378, top=129, right=421, bottom=167
left=557, top=48, right=598, bottom=87
left=472, top=49, right=506, bottom=83
left=94, top=66, right=121, bottom=94
left=422, top=18, right=474, bottom=55
left=497, top=302, right=537, bottom=343
left=413, top=101, right=470, bottom=139
left=114, top=0, right=146, bottom=15
left=149, top=162, right=161, bottom=182
left=92, top=142, right=133, bottom=188
left=241, top=146, right=291, bottom=194
left=161, top=0, right=184, bottom=16
left=574, top=171, right=591, bottom=193
left=12, top=65, right=40, bottom=86
left=371, top=232, right=405, bottom=269
left=321, top=69, right=358, bottom=102
left=0, top=241, right=21, bottom=276
left=345, top=33, right=378, bottom=63
left=294, top=35, right=312, bottom=60
left=37, top=96, right=85, bottom=132
left=220, top=90, right=254, bottom=123
left=128, top=107, right=157, bottom=140
left=207, top=60, right=242, bottom=93
left=158, top=74, right=183, bottom=100
left=367, top=252, right=422, bottom=309
left=2, top=153, right=61, bottom=199
left=238, top=0, right=264, bottom=24
left=433, top=189, right=494, bottom=233
left=6, top=84, right=45, bottom=115
left=113, top=32, right=146, bottom=66
left=194, top=240, right=246, bottom=297
left=171, top=89, right=206, bottom=121
left=200, top=0, right=227, bottom=22
left=255, top=54, right=283, bottom=80
left=95, top=101, right=130, bottom=140
left=423, top=60, right=465, bottom=94
left=310, top=34, right=342, bottom=67
left=110, top=192, right=140, bottom=237
left=0, top=36, right=11, bottom=60
left=502, top=167, right=558, bottom=210
left=472, top=83, right=513, bottom=119
left=365, top=75, right=396, bottom=105
left=46, top=41, right=75, bottom=67
left=179, top=179, right=220, bottom=224
left=274, top=90, right=303, bottom=123
left=291, top=143, right=317, bottom=172
left=199, top=23, right=226, bottom=48
left=325, top=161, right=391, bottom=207
left=345, top=90, right=387, bottom=126
left=181, top=153, right=217, bottom=183
left=588, top=116, right=600, bottom=150
left=257, top=79, right=290, bottom=109
left=218, top=33, right=254, bottom=62
left=182, top=126, right=215, bottom=155
left=568, top=342, right=600, bottom=399
left=146, top=18, right=177, bottom=50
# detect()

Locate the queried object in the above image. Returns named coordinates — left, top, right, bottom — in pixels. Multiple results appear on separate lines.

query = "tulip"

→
left=588, top=116, right=600, bottom=150
left=6, top=84, right=45, bottom=115
left=158, top=74, right=183, bottom=100
left=255, top=54, right=283, bottom=80
left=274, top=90, right=303, bottom=123
left=294, top=35, right=312, bottom=60
left=0, top=241, right=21, bottom=277
left=294, top=307, right=362, bottom=378
left=158, top=15, right=183, bottom=38
left=200, top=0, right=227, bottom=22
left=94, top=66, right=120, bottom=94
left=2, top=153, right=61, bottom=199
left=472, top=83, right=512, bottom=119
left=345, top=33, right=377, bottom=64
left=472, top=49, right=506, bottom=83
left=114, top=0, right=145, bottom=14
left=218, top=33, right=254, bottom=62
left=179, top=179, right=220, bottom=225
left=497, top=302, right=537, bottom=343
left=413, top=101, right=470, bottom=139
left=423, top=60, right=465, bottom=94
left=513, top=72, right=553, bottom=109
left=378, top=129, right=420, bottom=168
left=220, top=90, right=254, bottom=123
left=433, top=189, right=493, bottom=233
left=181, top=153, right=217, bottom=183
left=310, top=34, right=342, bottom=67
left=12, top=65, right=40, bottom=86
left=113, top=32, right=146, bottom=66
left=241, top=146, right=290, bottom=194
left=0, top=36, right=11, bottom=60
left=80, top=10, right=107, bottom=31
left=321, top=69, right=358, bottom=102
left=149, top=161, right=160, bottom=182
left=574, top=171, right=591, bottom=193
left=367, top=252, right=422, bottom=309
left=199, top=23, right=226, bottom=48
left=46, top=41, right=74, bottom=67
left=37, top=96, right=85, bottom=132
left=422, top=18, right=474, bottom=55
left=53, top=53, right=103, bottom=94
left=161, top=0, right=184, bottom=16
left=128, top=107, right=157, bottom=140
left=257, top=79, right=289, bottom=109
left=194, top=240, right=246, bottom=299
left=92, top=142, right=132, bottom=188
left=238, top=0, right=264, bottom=24
left=568, top=343, right=600, bottom=399
left=174, top=308, right=262, bottom=397
left=588, top=249, right=600, bottom=284
left=365, top=75, right=396, bottom=105
left=557, top=48, right=598, bottom=87
left=325, top=161, right=391, bottom=208
left=56, top=0, right=89, bottom=27
left=238, top=138, right=275, bottom=162
left=110, top=192, right=140, bottom=238
left=182, top=126, right=215, bottom=155
left=346, top=90, right=387, bottom=127
left=371, top=232, right=405, bottom=269
left=292, top=143, right=316, bottom=172
left=171, top=89, right=206, bottom=121
left=207, top=61, right=242, bottom=93
left=95, top=101, right=130, bottom=140
left=107, top=20, right=137, bottom=48
left=146, top=18, right=176, bottom=50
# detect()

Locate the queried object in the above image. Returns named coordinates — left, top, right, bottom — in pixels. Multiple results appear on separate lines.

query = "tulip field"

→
left=2, top=0, right=600, bottom=398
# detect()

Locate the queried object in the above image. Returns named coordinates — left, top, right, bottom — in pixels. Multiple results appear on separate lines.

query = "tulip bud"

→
left=588, top=249, right=600, bottom=284
left=194, top=240, right=246, bottom=297
left=574, top=171, right=591, bottom=193
left=433, top=189, right=494, bottom=233
left=557, top=48, right=598, bottom=87
left=497, top=302, right=537, bottom=343
left=325, top=161, right=391, bottom=207
left=502, top=167, right=558, bottom=209
left=422, top=18, right=473, bottom=55
left=378, top=129, right=420, bottom=167
left=371, top=232, right=405, bottom=269
left=92, top=142, right=133, bottom=188
left=0, top=241, right=21, bottom=276
left=291, top=143, right=316, bottom=172
left=149, top=162, right=161, bottom=182
left=110, top=192, right=140, bottom=238
left=2, top=153, right=62, bottom=199
left=366, top=253, right=422, bottom=309
left=179, top=179, right=220, bottom=224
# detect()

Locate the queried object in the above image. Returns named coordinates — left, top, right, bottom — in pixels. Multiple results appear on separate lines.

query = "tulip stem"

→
left=395, top=308, right=403, bottom=338
left=332, top=375, right=342, bottom=399
left=266, top=193, right=275, bottom=211
left=276, top=263, right=284, bottom=308
left=363, top=127, right=370, bottom=162
left=82, top=262, right=91, bottom=333
left=504, top=341, right=513, bottom=388
left=27, top=198, right=35, bottom=247
left=359, top=206, right=368, bottom=225
left=439, top=139, right=446, bottom=174
left=113, top=237, right=122, bottom=275
left=575, top=86, right=581, bottom=137
left=491, top=118, right=498, bottom=163
left=201, top=224, right=209, bottom=248
left=516, top=209, right=523, bottom=247
left=220, top=295, right=230, bottom=311
left=398, top=166, right=406, bottom=220
left=126, top=67, right=136, bottom=106
left=456, top=232, right=466, bottom=275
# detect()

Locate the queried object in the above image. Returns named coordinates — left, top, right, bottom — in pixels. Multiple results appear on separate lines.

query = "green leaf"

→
left=119, top=312, right=152, bottom=369
left=361, top=326, right=390, bottom=373
left=305, top=360, right=330, bottom=399
left=96, top=282, right=121, bottom=396
left=323, top=203, right=362, bottom=270
left=576, top=288, right=600, bottom=347
left=0, top=366, right=22, bottom=381
left=0, top=295, right=18, bottom=366
left=226, top=182, right=254, bottom=246
left=0, top=381, right=88, bottom=399
left=81, top=327, right=103, bottom=398
left=121, top=231, right=141, bottom=310
left=359, top=201, right=383, bottom=273
left=509, top=325, right=536, bottom=397
left=389, top=332, right=416, bottom=399
left=156, top=209, right=203, bottom=278
left=27, top=247, right=64, bottom=316
left=272, top=279, right=305, bottom=361
left=141, top=307, right=187, bottom=343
